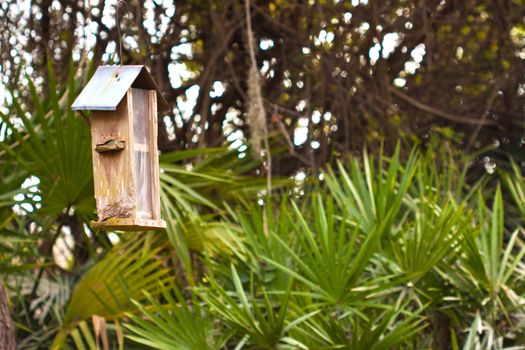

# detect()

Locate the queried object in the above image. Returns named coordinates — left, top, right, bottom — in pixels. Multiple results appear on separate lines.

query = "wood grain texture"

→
left=91, top=217, right=166, bottom=231
left=90, top=92, right=136, bottom=222
left=148, top=90, right=161, bottom=220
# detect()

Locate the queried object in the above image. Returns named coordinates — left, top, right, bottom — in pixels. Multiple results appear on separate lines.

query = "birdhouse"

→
left=72, top=65, right=168, bottom=231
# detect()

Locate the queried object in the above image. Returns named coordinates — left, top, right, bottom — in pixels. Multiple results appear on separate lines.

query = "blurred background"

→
left=2, top=0, right=524, bottom=175
left=2, top=1, right=525, bottom=348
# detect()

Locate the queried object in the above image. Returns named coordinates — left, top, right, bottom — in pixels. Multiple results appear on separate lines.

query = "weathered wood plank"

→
left=91, top=217, right=166, bottom=231
left=90, top=93, right=135, bottom=222
left=149, top=90, right=162, bottom=221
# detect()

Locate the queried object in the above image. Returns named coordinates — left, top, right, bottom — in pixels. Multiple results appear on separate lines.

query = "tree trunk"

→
left=0, top=283, right=15, bottom=350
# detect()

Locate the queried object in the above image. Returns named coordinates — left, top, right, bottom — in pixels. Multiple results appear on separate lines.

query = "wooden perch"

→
left=95, top=139, right=125, bottom=153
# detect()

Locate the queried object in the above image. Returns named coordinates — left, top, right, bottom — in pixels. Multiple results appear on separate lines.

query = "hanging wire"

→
left=115, top=0, right=130, bottom=66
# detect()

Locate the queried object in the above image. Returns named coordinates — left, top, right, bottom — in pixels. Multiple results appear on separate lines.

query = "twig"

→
left=273, top=113, right=314, bottom=167
left=466, top=80, right=503, bottom=151
left=389, top=86, right=497, bottom=126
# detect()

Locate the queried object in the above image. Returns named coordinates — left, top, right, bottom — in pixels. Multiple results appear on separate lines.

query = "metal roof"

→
left=71, top=65, right=170, bottom=112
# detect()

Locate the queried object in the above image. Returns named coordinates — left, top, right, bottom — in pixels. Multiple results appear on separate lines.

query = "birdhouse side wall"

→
left=129, top=88, right=161, bottom=221
left=149, top=90, right=161, bottom=220
left=90, top=94, right=136, bottom=222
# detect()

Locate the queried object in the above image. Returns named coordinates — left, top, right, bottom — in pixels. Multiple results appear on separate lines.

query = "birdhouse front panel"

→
left=90, top=93, right=135, bottom=222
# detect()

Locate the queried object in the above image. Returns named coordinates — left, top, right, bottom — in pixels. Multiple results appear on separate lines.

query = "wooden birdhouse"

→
left=72, top=65, right=168, bottom=231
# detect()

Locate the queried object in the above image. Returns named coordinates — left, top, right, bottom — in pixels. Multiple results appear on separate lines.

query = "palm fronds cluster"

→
left=1, top=62, right=525, bottom=349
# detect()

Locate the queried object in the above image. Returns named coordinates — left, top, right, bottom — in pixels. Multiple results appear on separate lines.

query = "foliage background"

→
left=1, top=0, right=525, bottom=349
left=1, top=0, right=525, bottom=172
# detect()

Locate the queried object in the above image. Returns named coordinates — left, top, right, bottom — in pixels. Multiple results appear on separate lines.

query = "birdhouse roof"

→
left=71, top=65, right=170, bottom=112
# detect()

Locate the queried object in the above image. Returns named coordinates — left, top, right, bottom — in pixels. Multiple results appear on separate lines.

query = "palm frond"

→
left=126, top=282, right=227, bottom=350
left=51, top=234, right=171, bottom=348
